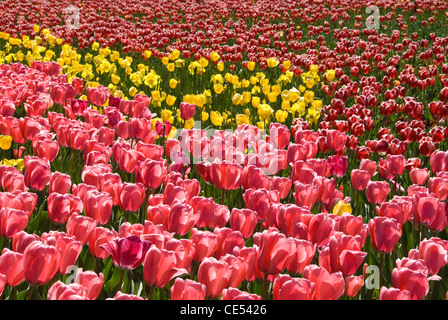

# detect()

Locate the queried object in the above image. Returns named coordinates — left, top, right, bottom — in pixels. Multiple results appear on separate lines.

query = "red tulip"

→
left=23, top=156, right=52, bottom=191
left=391, top=267, right=430, bottom=300
left=209, top=161, right=243, bottom=191
left=143, top=246, right=188, bottom=288
left=197, top=257, right=233, bottom=299
left=41, top=231, right=83, bottom=275
left=191, top=196, right=230, bottom=229
left=229, top=208, right=258, bottom=239
left=0, top=248, right=24, bottom=286
left=286, top=238, right=316, bottom=275
left=23, top=241, right=61, bottom=286
left=369, top=216, right=401, bottom=254
left=118, top=182, right=146, bottom=212
left=345, top=275, right=364, bottom=297
left=74, top=268, right=104, bottom=300
left=179, top=102, right=196, bottom=120
left=136, top=158, right=167, bottom=189
left=171, top=278, right=206, bottom=300
left=418, top=238, right=448, bottom=276
left=12, top=231, right=40, bottom=254
left=0, top=207, right=29, bottom=239
left=366, top=181, right=390, bottom=204
left=273, top=275, right=315, bottom=300
left=379, top=287, right=412, bottom=300
left=221, top=287, right=261, bottom=300
left=101, top=235, right=151, bottom=270
left=351, top=169, right=371, bottom=191
left=167, top=201, right=198, bottom=236
left=190, top=228, right=219, bottom=263
left=308, top=213, right=337, bottom=247
left=256, top=228, right=295, bottom=275
left=83, top=190, right=113, bottom=225
left=47, top=281, right=88, bottom=300
left=66, top=213, right=97, bottom=245
left=303, top=264, right=345, bottom=300
left=49, top=171, right=71, bottom=194
left=88, top=227, right=118, bottom=259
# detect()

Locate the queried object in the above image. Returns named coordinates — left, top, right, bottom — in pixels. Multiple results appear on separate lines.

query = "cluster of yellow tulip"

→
left=0, top=28, right=326, bottom=130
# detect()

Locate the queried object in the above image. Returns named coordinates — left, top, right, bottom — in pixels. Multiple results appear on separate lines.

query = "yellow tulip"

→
left=213, top=84, right=224, bottom=94
left=167, top=63, right=175, bottom=72
left=252, top=96, right=261, bottom=108
left=236, top=114, right=250, bottom=126
left=161, top=56, right=169, bottom=65
left=281, top=100, right=291, bottom=111
left=257, top=104, right=273, bottom=121
left=211, top=51, right=220, bottom=62
left=144, top=50, right=152, bottom=59
left=202, top=111, right=209, bottom=121
left=232, top=93, right=243, bottom=106
left=34, top=25, right=40, bottom=33
left=275, top=110, right=288, bottom=123
left=283, top=60, right=291, bottom=70
left=166, top=95, right=177, bottom=107
left=332, top=200, right=352, bottom=216
left=242, top=91, right=252, bottom=105
left=267, top=92, right=277, bottom=103
left=217, top=62, right=224, bottom=72
left=210, top=111, right=224, bottom=127
left=129, top=87, right=138, bottom=97
left=267, top=57, right=279, bottom=68
left=0, top=135, right=12, bottom=150
left=304, top=90, right=314, bottom=104
left=169, top=79, right=178, bottom=89
left=247, top=61, right=256, bottom=71
left=326, top=69, right=336, bottom=82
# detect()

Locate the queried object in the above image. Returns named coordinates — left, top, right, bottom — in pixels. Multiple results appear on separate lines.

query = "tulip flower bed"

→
left=1, top=0, right=448, bottom=301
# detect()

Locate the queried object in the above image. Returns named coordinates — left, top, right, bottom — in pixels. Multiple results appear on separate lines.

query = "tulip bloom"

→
left=83, top=190, right=113, bottom=225
left=351, top=169, right=371, bottom=191
left=171, top=278, right=206, bottom=300
left=23, top=156, right=52, bottom=191
left=303, top=264, right=345, bottom=300
left=143, top=246, right=188, bottom=289
left=49, top=171, right=71, bottom=194
left=118, top=182, right=146, bottom=212
left=365, top=181, right=390, bottom=205
left=88, top=227, right=119, bottom=259
left=197, top=257, right=233, bottom=299
left=23, top=241, right=61, bottom=286
left=66, top=213, right=97, bottom=245
left=179, top=102, right=196, bottom=120
left=0, top=248, right=24, bottom=286
left=100, top=235, right=152, bottom=270
left=369, top=217, right=402, bottom=254
left=229, top=208, right=258, bottom=239
left=0, top=207, right=29, bottom=239
left=209, top=161, right=243, bottom=191
left=256, top=228, right=295, bottom=275
left=136, top=159, right=167, bottom=189
left=75, top=268, right=104, bottom=300
left=391, top=267, right=430, bottom=300
left=379, top=287, right=412, bottom=300
left=273, top=276, right=315, bottom=300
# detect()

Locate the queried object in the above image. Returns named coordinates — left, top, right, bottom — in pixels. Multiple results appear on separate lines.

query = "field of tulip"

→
left=0, top=0, right=448, bottom=301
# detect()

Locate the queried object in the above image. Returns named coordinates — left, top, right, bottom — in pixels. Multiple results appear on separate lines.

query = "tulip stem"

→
left=26, top=285, right=35, bottom=300
left=147, top=285, right=154, bottom=300
left=119, top=269, right=126, bottom=293
left=262, top=273, right=269, bottom=300
left=379, top=254, right=384, bottom=289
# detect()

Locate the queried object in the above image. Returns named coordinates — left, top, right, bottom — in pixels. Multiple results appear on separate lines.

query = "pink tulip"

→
left=101, top=235, right=152, bottom=270
left=369, top=216, right=401, bottom=254
left=303, top=264, right=345, bottom=300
